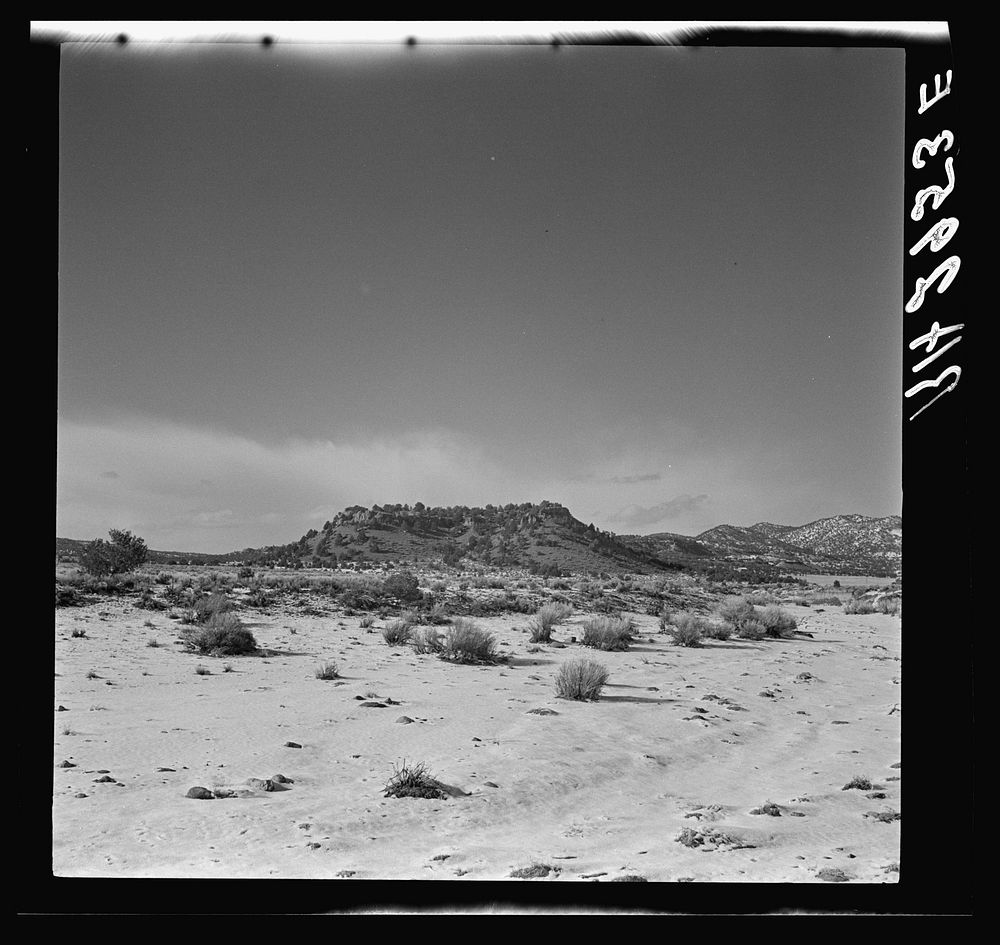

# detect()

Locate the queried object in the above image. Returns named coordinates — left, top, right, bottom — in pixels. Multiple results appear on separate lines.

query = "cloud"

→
left=609, top=472, right=662, bottom=485
left=605, top=494, right=711, bottom=529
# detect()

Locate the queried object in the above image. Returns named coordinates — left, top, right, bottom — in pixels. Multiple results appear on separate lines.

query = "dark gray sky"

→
left=57, top=42, right=904, bottom=551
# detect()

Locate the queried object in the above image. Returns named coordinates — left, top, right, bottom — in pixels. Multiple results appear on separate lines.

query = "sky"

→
left=56, top=40, right=904, bottom=553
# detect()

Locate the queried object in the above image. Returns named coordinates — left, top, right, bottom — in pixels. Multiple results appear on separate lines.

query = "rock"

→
left=93, top=775, right=116, bottom=783
left=484, top=781, right=500, bottom=788
left=359, top=701, right=386, bottom=708
left=57, top=706, right=68, bottom=712
left=395, top=716, right=415, bottom=724
left=156, top=767, right=176, bottom=772
left=213, top=788, right=235, bottom=798
left=57, top=760, right=77, bottom=768
left=75, top=793, right=88, bottom=798
left=245, top=777, right=275, bottom=792
left=271, top=773, right=294, bottom=784
left=284, top=741, right=302, bottom=748
left=185, top=786, right=214, bottom=799
left=527, top=708, right=558, bottom=716
left=817, top=867, right=851, bottom=883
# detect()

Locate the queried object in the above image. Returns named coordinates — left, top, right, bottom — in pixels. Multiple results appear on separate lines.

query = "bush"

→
left=384, top=760, right=446, bottom=799
left=412, top=626, right=444, bottom=654
left=758, top=605, right=797, bottom=638
left=440, top=617, right=501, bottom=664
left=383, top=570, right=422, bottom=602
left=669, top=613, right=705, bottom=647
left=555, top=658, right=610, bottom=701
left=529, top=602, right=572, bottom=643
left=193, top=592, right=234, bottom=623
left=182, top=612, right=258, bottom=656
left=80, top=528, right=149, bottom=577
left=315, top=662, right=340, bottom=680
left=382, top=618, right=414, bottom=645
left=875, top=596, right=901, bottom=615
left=701, top=621, right=733, bottom=641
left=581, top=616, right=634, bottom=651
left=736, top=617, right=768, bottom=641
left=717, top=596, right=755, bottom=630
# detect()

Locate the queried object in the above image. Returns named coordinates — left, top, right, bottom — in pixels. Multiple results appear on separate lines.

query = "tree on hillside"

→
left=80, top=528, right=149, bottom=577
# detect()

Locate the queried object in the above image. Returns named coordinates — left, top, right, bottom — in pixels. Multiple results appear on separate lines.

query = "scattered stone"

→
left=831, top=720, right=850, bottom=725
left=213, top=788, right=235, bottom=799
left=864, top=810, right=901, bottom=823
left=817, top=867, right=851, bottom=883
left=185, top=786, right=214, bottom=799
left=57, top=706, right=68, bottom=712
left=359, top=701, right=386, bottom=708
left=307, top=842, right=321, bottom=850
left=57, top=760, right=76, bottom=768
left=612, top=874, right=647, bottom=882
left=509, top=863, right=556, bottom=878
left=284, top=741, right=302, bottom=748
left=246, top=777, right=275, bottom=792
left=431, top=854, right=450, bottom=861
left=271, top=773, right=294, bottom=784
left=156, top=767, right=176, bottom=772
left=395, top=716, right=415, bottom=724
left=93, top=775, right=116, bottom=783
left=581, top=872, right=607, bottom=879
left=74, top=793, right=88, bottom=798
left=865, top=791, right=887, bottom=800
left=750, top=802, right=782, bottom=816
left=484, top=781, right=500, bottom=788
left=527, top=708, right=558, bottom=716
left=336, top=870, right=356, bottom=878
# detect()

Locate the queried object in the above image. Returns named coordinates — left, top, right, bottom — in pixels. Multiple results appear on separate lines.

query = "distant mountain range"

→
left=57, top=504, right=901, bottom=579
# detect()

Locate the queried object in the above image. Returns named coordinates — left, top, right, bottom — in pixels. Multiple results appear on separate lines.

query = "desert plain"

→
left=52, top=569, right=900, bottom=882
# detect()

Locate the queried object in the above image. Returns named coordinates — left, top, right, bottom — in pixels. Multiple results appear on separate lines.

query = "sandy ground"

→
left=52, top=598, right=900, bottom=881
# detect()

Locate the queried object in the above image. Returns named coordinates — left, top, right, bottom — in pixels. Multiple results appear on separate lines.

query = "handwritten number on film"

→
left=907, top=70, right=960, bottom=420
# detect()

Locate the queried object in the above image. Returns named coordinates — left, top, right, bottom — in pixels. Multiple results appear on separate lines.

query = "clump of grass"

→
left=611, top=874, right=648, bottom=882
left=668, top=613, right=705, bottom=647
left=842, top=775, right=874, bottom=791
left=195, top=665, right=212, bottom=675
left=315, top=661, right=340, bottom=680
left=146, top=638, right=161, bottom=648
left=359, top=615, right=375, bottom=628
left=71, top=628, right=87, bottom=638
left=181, top=611, right=258, bottom=656
left=844, top=598, right=877, bottom=615
left=875, top=596, right=901, bottom=615
left=412, top=627, right=444, bottom=655
left=529, top=602, right=572, bottom=643
left=384, top=760, right=446, bottom=800
left=85, top=670, right=99, bottom=679
left=758, top=605, right=797, bottom=638
left=382, top=618, right=414, bottom=645
left=580, top=615, right=634, bottom=651
left=555, top=658, right=610, bottom=701
left=222, top=663, right=234, bottom=673
left=439, top=618, right=501, bottom=664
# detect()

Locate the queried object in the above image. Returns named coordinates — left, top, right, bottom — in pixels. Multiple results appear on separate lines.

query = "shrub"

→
left=440, top=617, right=501, bottom=664
left=182, top=612, right=257, bottom=656
left=382, top=618, right=414, bottom=645
left=842, top=775, right=874, bottom=791
left=384, top=760, right=446, bottom=799
left=555, top=658, right=609, bottom=701
left=581, top=616, right=634, bottom=651
left=669, top=614, right=705, bottom=647
left=412, top=626, right=444, bottom=654
left=702, top=621, right=733, bottom=641
left=383, top=570, right=422, bottom=602
left=736, top=617, right=768, bottom=641
left=80, top=528, right=149, bottom=577
left=315, top=662, right=340, bottom=680
left=193, top=593, right=234, bottom=623
left=717, top=596, right=755, bottom=630
left=55, top=585, right=83, bottom=608
left=359, top=615, right=375, bottom=628
left=758, top=605, right=797, bottom=638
